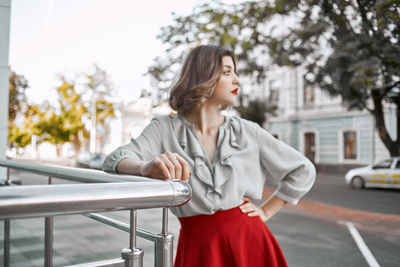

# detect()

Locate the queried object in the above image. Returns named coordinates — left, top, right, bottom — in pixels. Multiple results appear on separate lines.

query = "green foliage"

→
left=234, top=98, right=277, bottom=126
left=146, top=1, right=275, bottom=102
left=8, top=68, right=31, bottom=148
left=34, top=81, right=87, bottom=148
left=8, top=122, right=31, bottom=148
left=146, top=1, right=279, bottom=122
left=96, top=96, right=116, bottom=127
left=8, top=66, right=116, bottom=154
left=264, top=0, right=400, bottom=155
left=265, top=0, right=400, bottom=111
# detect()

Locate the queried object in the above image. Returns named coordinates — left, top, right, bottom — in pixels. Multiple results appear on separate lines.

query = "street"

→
left=306, top=171, right=400, bottom=215
left=0, top=169, right=399, bottom=266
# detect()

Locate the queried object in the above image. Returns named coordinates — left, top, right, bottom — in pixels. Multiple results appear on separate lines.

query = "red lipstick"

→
left=231, top=88, right=239, bottom=95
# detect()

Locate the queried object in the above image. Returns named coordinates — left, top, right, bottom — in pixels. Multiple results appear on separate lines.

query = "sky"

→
left=9, top=0, right=246, bottom=104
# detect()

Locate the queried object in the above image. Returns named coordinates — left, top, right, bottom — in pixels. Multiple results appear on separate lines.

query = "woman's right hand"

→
left=140, top=152, right=191, bottom=181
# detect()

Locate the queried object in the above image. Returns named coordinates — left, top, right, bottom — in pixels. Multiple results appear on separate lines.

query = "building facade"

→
left=258, top=66, right=396, bottom=173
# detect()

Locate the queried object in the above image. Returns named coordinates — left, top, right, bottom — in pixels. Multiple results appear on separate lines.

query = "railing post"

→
left=162, top=208, right=168, bottom=236
left=4, top=219, right=10, bottom=267
left=44, top=177, right=53, bottom=267
left=121, top=209, right=143, bottom=267
left=154, top=208, right=174, bottom=267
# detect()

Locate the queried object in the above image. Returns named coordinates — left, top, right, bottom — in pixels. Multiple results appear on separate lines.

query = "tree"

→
left=265, top=0, right=400, bottom=156
left=79, top=65, right=115, bottom=153
left=148, top=0, right=400, bottom=156
left=146, top=1, right=281, bottom=124
left=37, top=77, right=115, bottom=156
left=8, top=68, right=31, bottom=149
left=57, top=80, right=88, bottom=154
left=9, top=103, right=46, bottom=149
left=8, top=68, right=29, bottom=122
left=146, top=1, right=274, bottom=107
left=234, top=97, right=277, bottom=126
left=8, top=122, right=31, bottom=148
left=7, top=66, right=116, bottom=155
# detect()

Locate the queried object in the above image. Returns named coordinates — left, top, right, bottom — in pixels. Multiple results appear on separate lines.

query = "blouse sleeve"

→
left=103, top=117, right=163, bottom=173
left=254, top=123, right=316, bottom=205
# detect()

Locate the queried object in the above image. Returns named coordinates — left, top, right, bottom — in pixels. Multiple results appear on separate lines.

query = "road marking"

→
left=344, top=221, right=380, bottom=267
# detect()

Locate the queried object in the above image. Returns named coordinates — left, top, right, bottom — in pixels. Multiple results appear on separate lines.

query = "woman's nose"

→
left=233, top=73, right=239, bottom=84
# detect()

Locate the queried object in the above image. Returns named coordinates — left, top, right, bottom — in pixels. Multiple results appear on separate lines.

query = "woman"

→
left=103, top=45, right=316, bottom=267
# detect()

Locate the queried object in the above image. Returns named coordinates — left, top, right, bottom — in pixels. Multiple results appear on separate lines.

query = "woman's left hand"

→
left=240, top=197, right=268, bottom=222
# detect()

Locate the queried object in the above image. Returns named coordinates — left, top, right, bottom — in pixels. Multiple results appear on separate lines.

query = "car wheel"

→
left=350, top=176, right=365, bottom=189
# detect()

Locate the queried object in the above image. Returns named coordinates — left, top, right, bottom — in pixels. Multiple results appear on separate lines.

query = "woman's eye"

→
left=224, top=71, right=230, bottom=75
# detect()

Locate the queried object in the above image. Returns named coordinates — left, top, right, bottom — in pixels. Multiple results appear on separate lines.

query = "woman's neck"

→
left=184, top=105, right=225, bottom=135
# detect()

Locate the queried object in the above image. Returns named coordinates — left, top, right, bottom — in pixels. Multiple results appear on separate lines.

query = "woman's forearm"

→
left=261, top=196, right=288, bottom=221
left=116, top=158, right=146, bottom=175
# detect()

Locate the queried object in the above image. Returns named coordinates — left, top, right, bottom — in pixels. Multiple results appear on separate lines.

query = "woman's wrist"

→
left=261, top=196, right=288, bottom=221
left=138, top=160, right=147, bottom=176
left=116, top=158, right=146, bottom=175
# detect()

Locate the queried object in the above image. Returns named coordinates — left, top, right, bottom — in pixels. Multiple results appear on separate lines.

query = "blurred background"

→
left=5, top=0, right=400, bottom=176
left=1, top=0, right=400, bottom=266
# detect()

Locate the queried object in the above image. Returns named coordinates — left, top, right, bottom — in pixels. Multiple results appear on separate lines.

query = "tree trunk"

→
left=371, top=90, right=400, bottom=156
left=56, top=144, right=62, bottom=157
left=72, top=132, right=81, bottom=156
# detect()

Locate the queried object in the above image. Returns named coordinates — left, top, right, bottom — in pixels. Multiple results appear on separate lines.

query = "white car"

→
left=345, top=157, right=400, bottom=189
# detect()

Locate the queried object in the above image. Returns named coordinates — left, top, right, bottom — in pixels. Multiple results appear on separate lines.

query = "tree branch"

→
left=355, top=0, right=376, bottom=37
left=336, top=2, right=358, bottom=37
left=382, top=80, right=400, bottom=97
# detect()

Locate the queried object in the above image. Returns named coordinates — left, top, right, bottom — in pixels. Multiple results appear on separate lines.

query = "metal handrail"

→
left=0, top=181, right=191, bottom=219
left=84, top=213, right=158, bottom=241
left=0, top=159, right=156, bottom=183
left=0, top=159, right=192, bottom=267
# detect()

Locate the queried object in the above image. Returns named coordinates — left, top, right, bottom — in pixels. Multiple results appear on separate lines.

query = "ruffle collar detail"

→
left=171, top=114, right=242, bottom=195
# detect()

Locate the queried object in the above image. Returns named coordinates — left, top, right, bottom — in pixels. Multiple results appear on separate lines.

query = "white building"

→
left=258, top=66, right=395, bottom=173
left=103, top=98, right=173, bottom=154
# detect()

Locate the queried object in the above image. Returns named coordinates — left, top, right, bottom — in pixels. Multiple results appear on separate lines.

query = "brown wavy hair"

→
left=169, top=45, right=237, bottom=114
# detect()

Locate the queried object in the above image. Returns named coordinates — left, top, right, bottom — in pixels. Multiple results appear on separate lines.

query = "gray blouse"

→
left=103, top=113, right=316, bottom=218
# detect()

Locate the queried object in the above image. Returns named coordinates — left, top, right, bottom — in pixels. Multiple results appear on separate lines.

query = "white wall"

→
left=0, top=0, right=11, bottom=181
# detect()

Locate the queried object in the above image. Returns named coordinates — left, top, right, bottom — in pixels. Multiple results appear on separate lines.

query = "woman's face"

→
left=208, top=55, right=240, bottom=106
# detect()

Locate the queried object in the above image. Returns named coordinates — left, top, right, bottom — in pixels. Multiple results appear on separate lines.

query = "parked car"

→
left=345, top=157, right=400, bottom=189
left=75, top=152, right=105, bottom=170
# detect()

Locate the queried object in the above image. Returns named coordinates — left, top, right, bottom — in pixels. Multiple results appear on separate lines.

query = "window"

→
left=395, top=160, right=400, bottom=169
left=303, top=86, right=315, bottom=106
left=268, top=80, right=279, bottom=105
left=373, top=159, right=393, bottom=169
left=343, top=131, right=356, bottom=160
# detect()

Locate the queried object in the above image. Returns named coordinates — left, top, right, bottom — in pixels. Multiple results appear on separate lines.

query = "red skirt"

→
left=174, top=206, right=288, bottom=267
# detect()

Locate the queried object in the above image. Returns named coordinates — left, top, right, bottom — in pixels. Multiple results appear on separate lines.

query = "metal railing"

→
left=0, top=159, right=192, bottom=267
